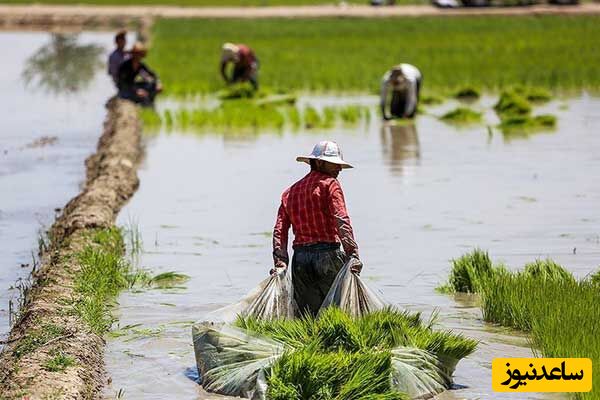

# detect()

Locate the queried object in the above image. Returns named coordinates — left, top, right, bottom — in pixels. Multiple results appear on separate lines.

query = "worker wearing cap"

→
left=272, top=141, right=363, bottom=316
left=117, top=41, right=162, bottom=106
left=107, top=30, right=129, bottom=85
left=380, top=64, right=422, bottom=120
left=220, top=43, right=259, bottom=91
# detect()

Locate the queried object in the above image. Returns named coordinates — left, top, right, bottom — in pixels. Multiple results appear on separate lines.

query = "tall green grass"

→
left=441, top=252, right=600, bottom=400
left=148, top=16, right=600, bottom=96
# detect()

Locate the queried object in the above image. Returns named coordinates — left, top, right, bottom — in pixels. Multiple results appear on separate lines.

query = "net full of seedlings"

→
left=192, top=260, right=477, bottom=399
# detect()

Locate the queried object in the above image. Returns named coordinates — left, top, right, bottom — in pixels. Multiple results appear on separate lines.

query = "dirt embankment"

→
left=0, top=99, right=141, bottom=400
left=0, top=3, right=599, bottom=30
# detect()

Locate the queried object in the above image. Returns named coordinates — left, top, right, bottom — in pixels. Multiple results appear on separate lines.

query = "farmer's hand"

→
left=136, top=88, right=148, bottom=98
left=349, top=257, right=363, bottom=275
left=270, top=260, right=287, bottom=276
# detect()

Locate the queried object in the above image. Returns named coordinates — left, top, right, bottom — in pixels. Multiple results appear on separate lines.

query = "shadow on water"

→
left=380, top=122, right=420, bottom=176
left=21, top=34, right=104, bottom=95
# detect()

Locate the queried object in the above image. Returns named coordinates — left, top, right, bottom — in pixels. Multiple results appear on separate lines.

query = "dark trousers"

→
left=232, top=63, right=259, bottom=90
left=292, top=243, right=346, bottom=317
left=390, top=78, right=422, bottom=119
left=118, top=81, right=158, bottom=107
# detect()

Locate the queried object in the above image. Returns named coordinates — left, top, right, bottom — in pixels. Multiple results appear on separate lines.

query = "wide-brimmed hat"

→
left=296, top=141, right=353, bottom=169
left=221, top=42, right=240, bottom=62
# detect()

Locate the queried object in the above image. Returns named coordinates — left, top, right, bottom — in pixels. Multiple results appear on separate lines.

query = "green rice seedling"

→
left=140, top=108, right=162, bottom=132
left=322, top=106, right=337, bottom=129
left=339, top=106, right=365, bottom=125
left=498, top=114, right=556, bottom=134
left=303, top=106, right=322, bottom=130
left=149, top=17, right=600, bottom=96
left=268, top=350, right=407, bottom=400
left=514, top=86, right=553, bottom=103
left=217, top=84, right=257, bottom=100
left=520, top=258, right=574, bottom=283
left=43, top=351, right=76, bottom=372
left=590, top=269, right=600, bottom=286
left=285, top=107, right=302, bottom=131
left=420, top=94, right=445, bottom=106
left=235, top=314, right=314, bottom=349
left=439, top=107, right=482, bottom=124
left=494, top=90, right=532, bottom=117
left=453, top=87, right=480, bottom=100
left=447, top=248, right=494, bottom=293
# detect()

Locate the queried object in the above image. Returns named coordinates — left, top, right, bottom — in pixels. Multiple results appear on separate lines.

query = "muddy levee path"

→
left=0, top=99, right=141, bottom=399
left=0, top=2, right=599, bottom=28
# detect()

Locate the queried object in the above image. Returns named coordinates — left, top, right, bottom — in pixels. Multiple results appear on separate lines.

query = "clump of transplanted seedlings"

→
left=454, top=87, right=480, bottom=100
left=439, top=107, right=483, bottom=124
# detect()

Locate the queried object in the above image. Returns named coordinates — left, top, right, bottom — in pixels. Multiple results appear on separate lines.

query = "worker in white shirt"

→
left=380, top=64, right=422, bottom=120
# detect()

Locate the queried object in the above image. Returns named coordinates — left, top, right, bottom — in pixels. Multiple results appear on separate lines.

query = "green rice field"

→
left=0, top=0, right=425, bottom=5
left=148, top=16, right=600, bottom=96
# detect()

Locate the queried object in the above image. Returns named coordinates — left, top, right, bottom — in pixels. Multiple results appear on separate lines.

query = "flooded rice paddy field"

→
left=106, top=94, right=599, bottom=399
left=0, top=31, right=115, bottom=343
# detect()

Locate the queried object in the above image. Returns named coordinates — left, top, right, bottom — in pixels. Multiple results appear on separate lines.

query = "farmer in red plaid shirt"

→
left=272, top=141, right=363, bottom=316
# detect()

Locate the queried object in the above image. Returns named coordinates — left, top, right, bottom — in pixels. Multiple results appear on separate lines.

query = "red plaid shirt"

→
left=273, top=170, right=359, bottom=264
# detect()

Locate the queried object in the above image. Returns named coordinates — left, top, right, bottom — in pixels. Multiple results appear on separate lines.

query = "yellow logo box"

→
left=492, top=358, right=592, bottom=392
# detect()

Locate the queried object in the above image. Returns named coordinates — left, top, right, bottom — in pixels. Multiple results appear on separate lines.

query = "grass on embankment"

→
left=439, top=250, right=600, bottom=400
left=148, top=16, right=600, bottom=96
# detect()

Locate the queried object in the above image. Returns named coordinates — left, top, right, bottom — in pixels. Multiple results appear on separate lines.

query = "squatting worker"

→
left=380, top=63, right=422, bottom=120
left=117, top=42, right=162, bottom=107
left=220, top=43, right=259, bottom=91
left=272, top=141, right=363, bottom=316
left=107, top=30, right=129, bottom=85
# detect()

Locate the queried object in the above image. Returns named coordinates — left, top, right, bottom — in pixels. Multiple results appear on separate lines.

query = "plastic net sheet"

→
left=192, top=322, right=284, bottom=399
left=320, top=259, right=387, bottom=317
left=206, top=268, right=296, bottom=324
left=391, top=347, right=452, bottom=399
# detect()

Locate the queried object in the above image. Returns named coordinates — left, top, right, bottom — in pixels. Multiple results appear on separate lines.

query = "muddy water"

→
left=105, top=95, right=599, bottom=399
left=0, top=31, right=116, bottom=342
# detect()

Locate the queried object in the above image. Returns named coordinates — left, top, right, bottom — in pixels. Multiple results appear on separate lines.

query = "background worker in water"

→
left=380, top=63, right=422, bottom=120
left=117, top=41, right=162, bottom=106
left=220, top=42, right=260, bottom=91
left=107, top=30, right=128, bottom=85
left=272, top=141, right=363, bottom=316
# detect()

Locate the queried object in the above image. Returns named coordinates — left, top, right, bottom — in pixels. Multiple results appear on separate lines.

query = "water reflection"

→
left=22, top=34, right=104, bottom=94
left=380, top=122, right=420, bottom=175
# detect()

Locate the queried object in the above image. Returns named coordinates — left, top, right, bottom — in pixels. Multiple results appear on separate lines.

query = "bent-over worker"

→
left=117, top=42, right=162, bottom=106
left=380, top=63, right=422, bottom=120
left=272, top=141, right=363, bottom=316
left=220, top=43, right=259, bottom=91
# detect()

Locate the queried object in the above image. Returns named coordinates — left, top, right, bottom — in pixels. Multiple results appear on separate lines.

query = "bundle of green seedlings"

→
left=440, top=250, right=600, bottom=400
left=234, top=306, right=477, bottom=399
left=494, top=90, right=556, bottom=136
left=141, top=101, right=371, bottom=134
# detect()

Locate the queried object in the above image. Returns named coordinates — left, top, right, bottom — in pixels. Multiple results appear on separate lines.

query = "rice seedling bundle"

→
left=439, top=107, right=482, bottom=124
left=232, top=307, right=477, bottom=399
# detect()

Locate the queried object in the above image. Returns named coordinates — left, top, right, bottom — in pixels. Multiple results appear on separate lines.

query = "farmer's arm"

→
left=272, top=200, right=291, bottom=267
left=220, top=61, right=229, bottom=83
left=380, top=74, right=391, bottom=120
left=328, top=181, right=359, bottom=259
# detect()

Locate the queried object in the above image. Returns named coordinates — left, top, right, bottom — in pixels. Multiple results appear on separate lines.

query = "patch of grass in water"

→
left=440, top=248, right=496, bottom=293
left=420, top=93, right=445, bottom=106
left=498, top=114, right=556, bottom=135
left=513, top=85, right=553, bottom=103
left=43, top=350, right=76, bottom=372
left=439, top=107, right=482, bottom=124
left=520, top=258, right=574, bottom=283
left=494, top=90, right=532, bottom=117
